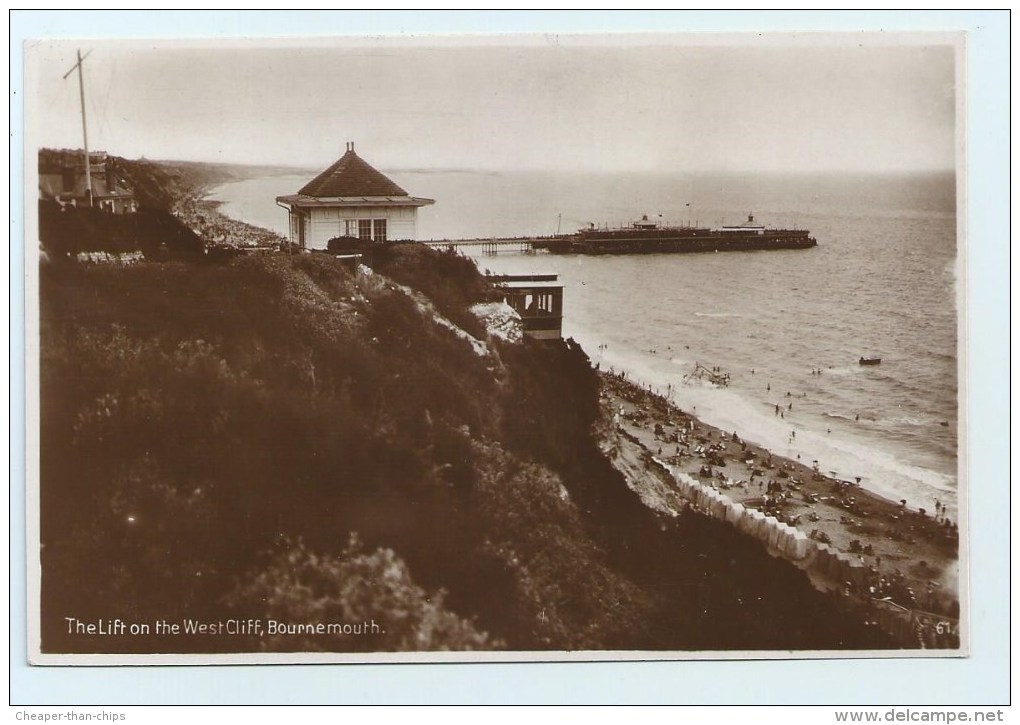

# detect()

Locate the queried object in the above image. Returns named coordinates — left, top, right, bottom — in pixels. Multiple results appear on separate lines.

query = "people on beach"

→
left=602, top=368, right=958, bottom=624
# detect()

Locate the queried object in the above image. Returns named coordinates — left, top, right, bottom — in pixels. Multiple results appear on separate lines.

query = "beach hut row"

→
left=655, top=459, right=869, bottom=588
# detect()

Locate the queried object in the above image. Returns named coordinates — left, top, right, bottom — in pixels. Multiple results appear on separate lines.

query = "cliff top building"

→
left=275, top=143, right=434, bottom=250
left=38, top=149, right=137, bottom=214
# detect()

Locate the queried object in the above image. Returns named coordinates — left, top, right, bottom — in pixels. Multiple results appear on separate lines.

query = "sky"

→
left=25, top=34, right=958, bottom=175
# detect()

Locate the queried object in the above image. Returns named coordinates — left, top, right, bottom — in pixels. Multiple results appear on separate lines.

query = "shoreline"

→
left=204, top=177, right=301, bottom=240
left=178, top=182, right=288, bottom=249
left=595, top=368, right=960, bottom=645
left=575, top=334, right=959, bottom=521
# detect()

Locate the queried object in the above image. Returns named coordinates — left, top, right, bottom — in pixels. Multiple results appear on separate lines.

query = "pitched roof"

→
left=299, top=146, right=409, bottom=198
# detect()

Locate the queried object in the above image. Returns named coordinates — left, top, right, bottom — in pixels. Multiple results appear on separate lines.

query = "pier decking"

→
left=422, top=236, right=556, bottom=255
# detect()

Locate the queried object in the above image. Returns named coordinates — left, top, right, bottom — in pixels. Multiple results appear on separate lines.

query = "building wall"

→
left=290, top=206, right=419, bottom=249
left=95, top=197, right=138, bottom=214
left=40, top=171, right=137, bottom=214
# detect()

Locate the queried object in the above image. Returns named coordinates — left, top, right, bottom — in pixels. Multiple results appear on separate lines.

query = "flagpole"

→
left=76, top=50, right=92, bottom=206
left=62, top=49, right=93, bottom=207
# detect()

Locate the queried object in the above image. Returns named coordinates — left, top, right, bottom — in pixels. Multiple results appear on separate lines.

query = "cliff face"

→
left=40, top=246, right=893, bottom=654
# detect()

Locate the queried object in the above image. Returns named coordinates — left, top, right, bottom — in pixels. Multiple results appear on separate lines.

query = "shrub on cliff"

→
left=38, top=200, right=204, bottom=258
left=229, top=536, right=496, bottom=652
left=136, top=209, right=205, bottom=257
left=38, top=200, right=141, bottom=256
left=369, top=243, right=495, bottom=338
left=326, top=235, right=371, bottom=254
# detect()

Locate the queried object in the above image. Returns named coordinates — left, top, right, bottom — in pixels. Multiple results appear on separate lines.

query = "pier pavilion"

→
left=276, top=143, right=434, bottom=250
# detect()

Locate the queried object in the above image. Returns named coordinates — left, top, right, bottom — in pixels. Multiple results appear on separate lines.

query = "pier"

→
left=422, top=236, right=560, bottom=255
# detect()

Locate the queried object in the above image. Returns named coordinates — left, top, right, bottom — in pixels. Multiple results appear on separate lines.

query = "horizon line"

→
left=32, top=147, right=957, bottom=178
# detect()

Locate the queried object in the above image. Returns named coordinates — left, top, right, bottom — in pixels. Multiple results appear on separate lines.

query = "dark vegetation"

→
left=370, top=242, right=497, bottom=338
left=39, top=200, right=204, bottom=258
left=323, top=237, right=497, bottom=337
left=325, top=236, right=370, bottom=254
left=41, top=243, right=894, bottom=653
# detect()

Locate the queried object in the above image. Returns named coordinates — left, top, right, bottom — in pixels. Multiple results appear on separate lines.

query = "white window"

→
left=344, top=219, right=358, bottom=237
left=373, top=219, right=387, bottom=242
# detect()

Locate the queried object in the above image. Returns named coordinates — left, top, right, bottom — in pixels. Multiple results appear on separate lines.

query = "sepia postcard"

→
left=24, top=30, right=968, bottom=665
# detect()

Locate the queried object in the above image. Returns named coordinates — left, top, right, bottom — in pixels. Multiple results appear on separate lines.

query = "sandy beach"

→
left=179, top=193, right=287, bottom=250
left=596, top=369, right=960, bottom=647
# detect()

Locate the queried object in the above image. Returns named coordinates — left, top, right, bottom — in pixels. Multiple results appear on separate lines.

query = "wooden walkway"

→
left=422, top=237, right=547, bottom=255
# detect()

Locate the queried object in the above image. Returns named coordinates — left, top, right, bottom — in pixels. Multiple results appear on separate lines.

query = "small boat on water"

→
left=859, top=356, right=882, bottom=366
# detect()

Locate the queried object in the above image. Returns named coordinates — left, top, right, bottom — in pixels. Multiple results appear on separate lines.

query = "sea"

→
left=209, top=168, right=961, bottom=519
